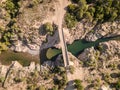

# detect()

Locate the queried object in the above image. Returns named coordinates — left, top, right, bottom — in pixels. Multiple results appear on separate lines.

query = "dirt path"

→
left=56, top=0, right=70, bottom=67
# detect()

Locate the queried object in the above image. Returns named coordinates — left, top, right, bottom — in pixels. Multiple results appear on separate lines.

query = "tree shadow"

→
left=110, top=73, right=120, bottom=78
left=39, top=23, right=60, bottom=67
left=39, top=24, right=47, bottom=36
left=65, top=80, right=75, bottom=90
left=117, top=64, right=120, bottom=70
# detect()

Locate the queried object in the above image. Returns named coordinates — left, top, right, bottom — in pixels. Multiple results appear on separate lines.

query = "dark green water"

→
left=68, top=38, right=108, bottom=56
left=44, top=35, right=120, bottom=59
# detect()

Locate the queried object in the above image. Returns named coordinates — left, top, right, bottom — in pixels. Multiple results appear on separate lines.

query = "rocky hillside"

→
left=0, top=0, right=120, bottom=90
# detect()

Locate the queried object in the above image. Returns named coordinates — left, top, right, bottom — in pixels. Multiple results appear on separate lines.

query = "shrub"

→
left=0, top=42, right=8, bottom=53
left=67, top=4, right=78, bottom=14
left=69, top=65, right=75, bottom=74
left=66, top=0, right=120, bottom=27
left=65, top=13, right=77, bottom=28
left=78, top=0, right=87, bottom=10
left=5, top=0, right=20, bottom=18
left=43, top=22, right=54, bottom=35
left=0, top=77, right=5, bottom=83
left=88, top=7, right=95, bottom=17
left=74, top=79, right=84, bottom=90
left=109, top=11, right=118, bottom=21
left=116, top=80, right=120, bottom=89
left=38, top=86, right=46, bottom=90
left=76, top=9, right=84, bottom=20
left=84, top=12, right=93, bottom=21
left=52, top=85, right=58, bottom=90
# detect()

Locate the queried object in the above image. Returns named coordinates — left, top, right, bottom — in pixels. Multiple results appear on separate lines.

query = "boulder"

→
left=12, top=61, right=22, bottom=69
left=99, top=85, right=112, bottom=90
left=29, top=62, right=35, bottom=71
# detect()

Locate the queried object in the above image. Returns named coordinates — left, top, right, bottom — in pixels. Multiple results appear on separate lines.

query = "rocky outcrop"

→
left=0, top=61, right=40, bottom=89
left=63, top=20, right=95, bottom=44
left=99, top=40, right=120, bottom=60
left=85, top=21, right=120, bottom=41
left=77, top=40, right=120, bottom=89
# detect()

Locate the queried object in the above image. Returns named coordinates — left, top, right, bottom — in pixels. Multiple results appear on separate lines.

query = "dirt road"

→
left=56, top=0, right=70, bottom=67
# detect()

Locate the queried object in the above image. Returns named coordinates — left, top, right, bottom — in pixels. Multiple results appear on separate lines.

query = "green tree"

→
left=65, top=13, right=77, bottom=28
left=116, top=81, right=120, bottom=89
left=74, top=79, right=84, bottom=90
left=67, top=4, right=78, bottom=14
left=43, top=22, right=54, bottom=35
left=88, top=7, right=95, bottom=17
left=76, top=9, right=84, bottom=20
left=5, top=0, right=20, bottom=18
left=109, top=10, right=118, bottom=21
left=78, top=0, right=87, bottom=10
left=84, top=12, right=93, bottom=22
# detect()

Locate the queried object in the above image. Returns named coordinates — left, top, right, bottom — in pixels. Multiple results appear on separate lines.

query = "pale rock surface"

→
left=85, top=21, right=120, bottom=41
left=99, top=85, right=112, bottom=90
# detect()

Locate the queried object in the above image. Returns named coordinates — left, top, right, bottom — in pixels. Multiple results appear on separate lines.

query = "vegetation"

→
left=35, top=85, right=46, bottom=90
left=43, top=22, right=54, bottom=35
left=65, top=0, right=120, bottom=28
left=0, top=50, right=39, bottom=66
left=5, top=0, right=20, bottom=18
left=53, top=67, right=67, bottom=89
left=0, top=0, right=21, bottom=53
left=65, top=13, right=77, bottom=28
left=0, top=77, right=5, bottom=83
left=69, top=65, right=75, bottom=74
left=116, top=80, right=120, bottom=89
left=74, top=79, right=84, bottom=90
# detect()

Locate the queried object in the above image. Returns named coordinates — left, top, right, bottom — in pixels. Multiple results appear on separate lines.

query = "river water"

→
left=46, top=36, right=120, bottom=59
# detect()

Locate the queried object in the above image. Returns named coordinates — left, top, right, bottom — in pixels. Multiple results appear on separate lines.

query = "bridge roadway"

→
left=57, top=0, right=70, bottom=68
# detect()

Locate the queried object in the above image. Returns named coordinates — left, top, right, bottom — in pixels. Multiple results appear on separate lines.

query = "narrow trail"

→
left=56, top=0, right=70, bottom=67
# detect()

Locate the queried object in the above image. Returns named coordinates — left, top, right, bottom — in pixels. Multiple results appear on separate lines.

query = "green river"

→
left=46, top=36, right=120, bottom=60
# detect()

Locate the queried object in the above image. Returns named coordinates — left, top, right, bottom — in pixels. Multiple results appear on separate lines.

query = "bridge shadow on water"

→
left=39, top=24, right=61, bottom=65
left=39, top=35, right=120, bottom=65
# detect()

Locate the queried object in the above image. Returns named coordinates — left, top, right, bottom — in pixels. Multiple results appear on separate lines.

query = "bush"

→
left=38, top=86, right=46, bottom=90
left=65, top=13, right=77, bottom=28
left=52, top=85, right=58, bottom=90
left=78, top=0, right=87, bottom=10
left=84, top=12, right=93, bottom=21
left=5, top=0, right=20, bottom=18
left=76, top=9, right=84, bottom=20
left=0, top=42, right=8, bottom=53
left=67, top=4, right=78, bottom=14
left=43, top=22, right=54, bottom=35
left=69, top=65, right=75, bottom=74
left=65, top=0, right=120, bottom=27
left=14, top=77, right=22, bottom=83
left=0, top=77, right=5, bottom=83
left=116, top=81, right=120, bottom=89
left=88, top=7, right=95, bottom=17
left=74, top=79, right=84, bottom=90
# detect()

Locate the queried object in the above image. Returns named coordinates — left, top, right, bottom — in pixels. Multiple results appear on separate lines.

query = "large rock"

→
left=99, top=85, right=112, bottom=90
left=29, top=62, right=35, bottom=71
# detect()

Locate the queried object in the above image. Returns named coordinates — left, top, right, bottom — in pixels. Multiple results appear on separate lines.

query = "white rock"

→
left=12, top=61, right=22, bottom=69
left=29, top=62, right=35, bottom=71
left=99, top=85, right=112, bottom=90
